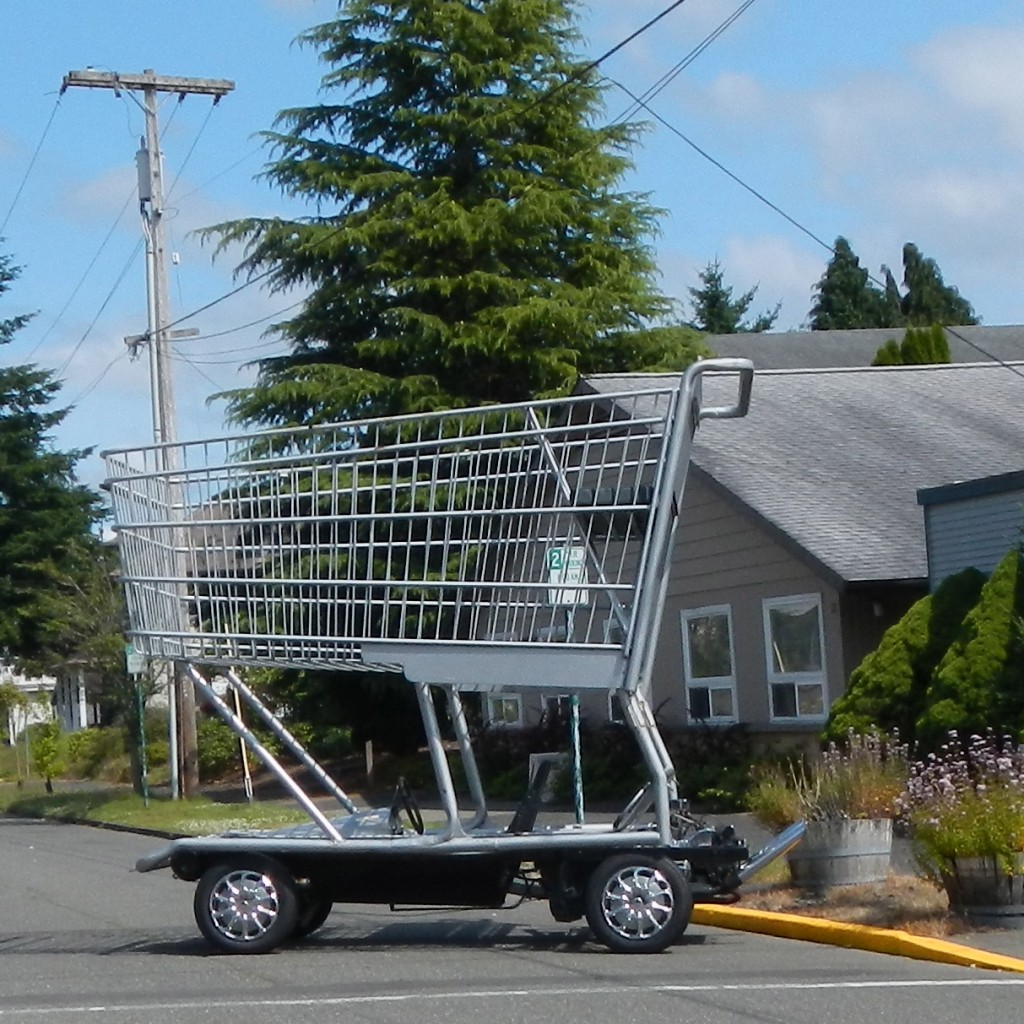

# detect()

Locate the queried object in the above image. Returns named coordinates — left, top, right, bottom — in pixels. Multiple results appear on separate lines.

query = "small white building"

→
left=2, top=661, right=103, bottom=743
left=52, top=664, right=102, bottom=734
left=1, top=663, right=57, bottom=744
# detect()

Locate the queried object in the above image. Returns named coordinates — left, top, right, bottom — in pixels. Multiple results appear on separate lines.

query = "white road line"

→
left=3, top=978, right=1024, bottom=1017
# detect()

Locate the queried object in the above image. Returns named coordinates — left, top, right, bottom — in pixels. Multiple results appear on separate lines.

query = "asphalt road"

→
left=1, top=817, right=1023, bottom=1024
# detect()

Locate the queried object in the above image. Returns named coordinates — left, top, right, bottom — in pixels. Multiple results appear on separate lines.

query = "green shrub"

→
left=66, top=728, right=126, bottom=779
left=196, top=716, right=245, bottom=782
left=667, top=723, right=754, bottom=812
left=825, top=566, right=985, bottom=746
left=917, top=547, right=1023, bottom=747
left=28, top=720, right=63, bottom=791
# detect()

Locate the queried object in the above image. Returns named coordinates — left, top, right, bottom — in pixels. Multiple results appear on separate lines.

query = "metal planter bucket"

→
left=943, top=855, right=1024, bottom=929
left=787, top=818, right=893, bottom=889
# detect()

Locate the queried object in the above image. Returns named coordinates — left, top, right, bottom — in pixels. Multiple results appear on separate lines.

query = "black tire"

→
left=584, top=854, right=692, bottom=954
left=194, top=858, right=299, bottom=954
left=293, top=893, right=333, bottom=939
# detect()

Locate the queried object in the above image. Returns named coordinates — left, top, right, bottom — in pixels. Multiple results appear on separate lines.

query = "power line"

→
left=65, top=348, right=130, bottom=406
left=24, top=188, right=137, bottom=360
left=522, top=0, right=690, bottom=116
left=0, top=93, right=63, bottom=238
left=53, top=241, right=142, bottom=378
left=156, top=4, right=708, bottom=335
left=172, top=347, right=290, bottom=366
left=608, top=77, right=836, bottom=256
left=610, top=0, right=759, bottom=126
left=170, top=298, right=306, bottom=345
left=171, top=348, right=229, bottom=391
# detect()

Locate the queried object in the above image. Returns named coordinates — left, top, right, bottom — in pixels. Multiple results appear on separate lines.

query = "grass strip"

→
left=0, top=783, right=308, bottom=836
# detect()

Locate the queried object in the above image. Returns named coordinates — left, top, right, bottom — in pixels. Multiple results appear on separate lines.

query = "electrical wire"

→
left=173, top=148, right=264, bottom=205
left=156, top=3, right=703, bottom=335
left=170, top=349, right=230, bottom=391
left=65, top=348, right=131, bottom=406
left=53, top=240, right=142, bottom=378
left=172, top=348, right=291, bottom=366
left=608, top=77, right=836, bottom=256
left=610, top=0, right=758, bottom=126
left=0, top=93, right=63, bottom=238
left=41, top=95, right=221, bottom=375
left=24, top=187, right=138, bottom=360
left=519, top=0, right=690, bottom=116
left=170, top=298, right=306, bottom=345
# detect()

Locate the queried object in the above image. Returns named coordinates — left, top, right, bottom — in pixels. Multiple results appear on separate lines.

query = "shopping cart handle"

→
left=692, top=358, right=754, bottom=421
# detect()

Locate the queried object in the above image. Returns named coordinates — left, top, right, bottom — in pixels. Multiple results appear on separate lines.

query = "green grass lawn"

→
left=0, top=782, right=309, bottom=836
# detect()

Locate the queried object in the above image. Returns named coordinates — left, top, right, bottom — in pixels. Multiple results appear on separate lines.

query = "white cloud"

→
left=658, top=237, right=823, bottom=331
left=722, top=235, right=823, bottom=331
left=58, top=165, right=138, bottom=227
left=913, top=25, right=1024, bottom=151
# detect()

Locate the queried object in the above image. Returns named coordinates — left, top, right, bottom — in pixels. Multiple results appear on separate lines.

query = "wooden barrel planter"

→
left=787, top=818, right=893, bottom=889
left=943, top=855, right=1024, bottom=929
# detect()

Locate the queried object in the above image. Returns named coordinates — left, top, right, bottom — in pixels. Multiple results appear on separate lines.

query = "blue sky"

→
left=1, top=0, right=1022, bottom=488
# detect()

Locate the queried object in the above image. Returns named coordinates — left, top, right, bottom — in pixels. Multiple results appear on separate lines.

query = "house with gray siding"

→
left=917, top=470, right=1024, bottom=589
left=576, top=360, right=1024, bottom=740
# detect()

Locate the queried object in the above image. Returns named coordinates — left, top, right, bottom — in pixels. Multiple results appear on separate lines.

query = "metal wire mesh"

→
left=104, top=387, right=684, bottom=681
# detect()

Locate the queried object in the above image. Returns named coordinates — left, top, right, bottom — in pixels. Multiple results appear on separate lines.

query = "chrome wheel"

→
left=584, top=854, right=691, bottom=953
left=600, top=865, right=675, bottom=940
left=195, top=860, right=298, bottom=954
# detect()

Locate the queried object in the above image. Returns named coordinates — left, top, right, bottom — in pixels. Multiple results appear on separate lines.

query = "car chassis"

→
left=107, top=359, right=804, bottom=954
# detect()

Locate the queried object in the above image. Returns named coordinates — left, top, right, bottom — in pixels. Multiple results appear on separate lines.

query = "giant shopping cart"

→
left=104, top=357, right=803, bottom=954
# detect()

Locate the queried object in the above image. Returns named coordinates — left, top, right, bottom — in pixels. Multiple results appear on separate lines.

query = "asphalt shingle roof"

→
left=582, top=362, right=1024, bottom=585
left=704, top=324, right=1024, bottom=370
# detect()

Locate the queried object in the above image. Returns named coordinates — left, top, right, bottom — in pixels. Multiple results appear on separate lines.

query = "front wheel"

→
left=194, top=858, right=299, bottom=954
left=584, top=854, right=692, bottom=953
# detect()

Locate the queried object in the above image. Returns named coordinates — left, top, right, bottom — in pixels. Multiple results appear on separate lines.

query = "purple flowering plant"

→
left=748, top=731, right=907, bottom=829
left=896, top=730, right=1024, bottom=881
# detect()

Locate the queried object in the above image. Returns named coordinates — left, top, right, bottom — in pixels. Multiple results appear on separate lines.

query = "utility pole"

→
left=62, top=69, right=234, bottom=798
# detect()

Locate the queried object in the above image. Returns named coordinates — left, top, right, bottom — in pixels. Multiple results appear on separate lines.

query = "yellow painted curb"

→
left=691, top=904, right=1024, bottom=974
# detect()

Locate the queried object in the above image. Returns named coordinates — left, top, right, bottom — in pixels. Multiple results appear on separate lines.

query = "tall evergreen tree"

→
left=208, top=0, right=702, bottom=427
left=808, top=237, right=897, bottom=330
left=809, top=239, right=978, bottom=331
left=687, top=259, right=779, bottom=334
left=895, top=243, right=978, bottom=327
left=0, top=246, right=102, bottom=663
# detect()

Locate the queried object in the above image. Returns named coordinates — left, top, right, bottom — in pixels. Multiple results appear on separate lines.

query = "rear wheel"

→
left=584, top=854, right=691, bottom=953
left=194, top=858, right=299, bottom=954
left=293, top=892, right=333, bottom=939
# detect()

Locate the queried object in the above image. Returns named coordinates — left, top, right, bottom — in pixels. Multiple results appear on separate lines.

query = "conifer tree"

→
left=208, top=0, right=702, bottom=427
left=687, top=259, right=779, bottom=334
left=809, top=239, right=977, bottom=331
left=896, top=243, right=978, bottom=327
left=0, top=247, right=102, bottom=663
left=808, top=237, right=897, bottom=330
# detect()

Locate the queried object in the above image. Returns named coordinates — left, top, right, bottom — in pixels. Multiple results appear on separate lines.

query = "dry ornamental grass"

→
left=738, top=874, right=963, bottom=937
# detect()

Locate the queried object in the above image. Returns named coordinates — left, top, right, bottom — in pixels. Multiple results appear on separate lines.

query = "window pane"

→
left=710, top=687, right=734, bottom=718
left=608, top=693, right=625, bottom=723
left=687, top=613, right=732, bottom=678
left=490, top=697, right=520, bottom=724
left=688, top=687, right=711, bottom=720
left=769, top=603, right=822, bottom=673
left=797, top=684, right=824, bottom=717
left=771, top=682, right=797, bottom=718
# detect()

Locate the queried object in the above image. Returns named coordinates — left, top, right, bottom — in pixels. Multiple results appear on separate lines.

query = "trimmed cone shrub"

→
left=825, top=566, right=985, bottom=745
left=917, top=546, right=1024, bottom=747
